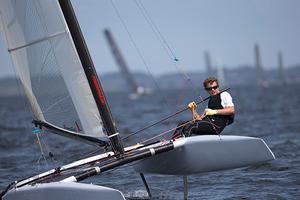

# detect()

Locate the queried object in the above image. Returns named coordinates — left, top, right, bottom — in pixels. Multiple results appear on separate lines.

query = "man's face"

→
left=205, top=81, right=219, bottom=96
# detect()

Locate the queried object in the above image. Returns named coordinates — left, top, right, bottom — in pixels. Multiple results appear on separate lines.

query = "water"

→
left=0, top=84, right=299, bottom=199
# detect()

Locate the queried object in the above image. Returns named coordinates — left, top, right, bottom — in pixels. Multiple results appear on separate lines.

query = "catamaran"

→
left=0, top=0, right=275, bottom=199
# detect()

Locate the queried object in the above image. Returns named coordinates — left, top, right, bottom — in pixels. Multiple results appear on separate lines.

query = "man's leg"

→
left=192, top=120, right=224, bottom=135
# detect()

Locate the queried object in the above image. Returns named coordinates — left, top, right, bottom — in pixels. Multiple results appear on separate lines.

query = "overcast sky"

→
left=1, top=0, right=300, bottom=78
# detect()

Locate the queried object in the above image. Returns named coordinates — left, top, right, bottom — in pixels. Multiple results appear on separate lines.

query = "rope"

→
left=1, top=9, right=53, bottom=167
left=133, top=1, right=203, bottom=137
left=109, top=0, right=172, bottom=109
left=133, top=0, right=199, bottom=94
left=133, top=0, right=177, bottom=61
left=1, top=2, right=63, bottom=168
left=140, top=116, right=222, bottom=144
left=110, top=0, right=207, bottom=127
left=141, top=120, right=194, bottom=144
left=35, top=130, right=49, bottom=167
left=113, top=2, right=225, bottom=140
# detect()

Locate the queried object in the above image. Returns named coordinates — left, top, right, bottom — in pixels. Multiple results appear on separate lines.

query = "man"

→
left=173, top=77, right=235, bottom=137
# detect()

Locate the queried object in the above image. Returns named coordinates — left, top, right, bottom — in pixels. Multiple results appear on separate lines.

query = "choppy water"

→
left=0, top=84, right=299, bottom=199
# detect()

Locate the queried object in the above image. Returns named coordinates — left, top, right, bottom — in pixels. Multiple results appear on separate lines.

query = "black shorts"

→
left=174, top=117, right=227, bottom=137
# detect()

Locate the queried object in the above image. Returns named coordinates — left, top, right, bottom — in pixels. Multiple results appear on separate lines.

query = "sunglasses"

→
left=205, top=85, right=219, bottom=91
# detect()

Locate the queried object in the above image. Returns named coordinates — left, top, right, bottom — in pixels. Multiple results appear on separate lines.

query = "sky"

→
left=0, top=0, right=300, bottom=78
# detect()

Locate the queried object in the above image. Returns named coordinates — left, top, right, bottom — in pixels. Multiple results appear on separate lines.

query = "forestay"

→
left=0, top=0, right=107, bottom=141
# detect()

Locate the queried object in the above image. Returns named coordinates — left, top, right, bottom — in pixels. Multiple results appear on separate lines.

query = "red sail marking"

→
left=91, top=75, right=106, bottom=106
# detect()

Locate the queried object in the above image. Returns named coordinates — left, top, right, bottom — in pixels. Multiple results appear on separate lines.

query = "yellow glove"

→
left=205, top=108, right=218, bottom=116
left=187, top=101, right=197, bottom=110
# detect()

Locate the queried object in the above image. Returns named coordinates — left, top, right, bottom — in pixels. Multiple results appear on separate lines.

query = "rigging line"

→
left=78, top=148, right=104, bottom=160
left=122, top=87, right=230, bottom=140
left=141, top=115, right=222, bottom=144
left=1, top=6, right=49, bottom=166
left=133, top=0, right=176, bottom=61
left=141, top=120, right=194, bottom=144
left=42, top=95, right=71, bottom=114
left=35, top=130, right=49, bottom=167
left=133, top=0, right=199, bottom=94
left=173, top=61, right=199, bottom=96
left=133, top=0, right=197, bottom=81
left=39, top=130, right=55, bottom=162
left=33, top=1, right=60, bottom=166
left=109, top=0, right=172, bottom=108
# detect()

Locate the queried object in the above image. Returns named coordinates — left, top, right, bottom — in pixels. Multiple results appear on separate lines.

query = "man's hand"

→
left=188, top=101, right=197, bottom=111
left=205, top=108, right=218, bottom=116
left=193, top=113, right=202, bottom=120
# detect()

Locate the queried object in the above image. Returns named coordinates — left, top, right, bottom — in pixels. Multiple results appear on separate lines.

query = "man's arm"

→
left=217, top=91, right=235, bottom=115
left=214, top=106, right=235, bottom=115
left=191, top=109, right=203, bottom=120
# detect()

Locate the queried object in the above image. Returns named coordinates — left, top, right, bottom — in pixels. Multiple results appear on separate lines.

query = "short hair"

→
left=203, top=77, right=219, bottom=88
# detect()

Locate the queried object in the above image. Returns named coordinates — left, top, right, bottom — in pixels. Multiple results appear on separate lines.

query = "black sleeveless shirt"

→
left=207, top=93, right=234, bottom=125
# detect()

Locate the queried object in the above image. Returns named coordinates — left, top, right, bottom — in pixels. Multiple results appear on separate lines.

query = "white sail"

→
left=0, top=0, right=106, bottom=139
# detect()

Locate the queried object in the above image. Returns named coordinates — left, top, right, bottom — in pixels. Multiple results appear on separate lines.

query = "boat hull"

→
left=3, top=182, right=125, bottom=200
left=134, top=135, right=275, bottom=175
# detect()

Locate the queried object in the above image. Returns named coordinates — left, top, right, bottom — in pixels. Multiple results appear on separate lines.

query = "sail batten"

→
left=0, top=0, right=109, bottom=142
left=8, top=30, right=67, bottom=52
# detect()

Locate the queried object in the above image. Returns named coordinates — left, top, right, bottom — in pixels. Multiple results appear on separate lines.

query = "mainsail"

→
left=0, top=0, right=123, bottom=151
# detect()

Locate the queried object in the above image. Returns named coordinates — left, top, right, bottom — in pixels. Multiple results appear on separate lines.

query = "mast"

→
left=104, top=29, right=139, bottom=94
left=58, top=0, right=124, bottom=154
left=278, top=51, right=285, bottom=85
left=204, top=51, right=213, bottom=76
left=216, top=57, right=225, bottom=86
left=254, top=43, right=264, bottom=87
